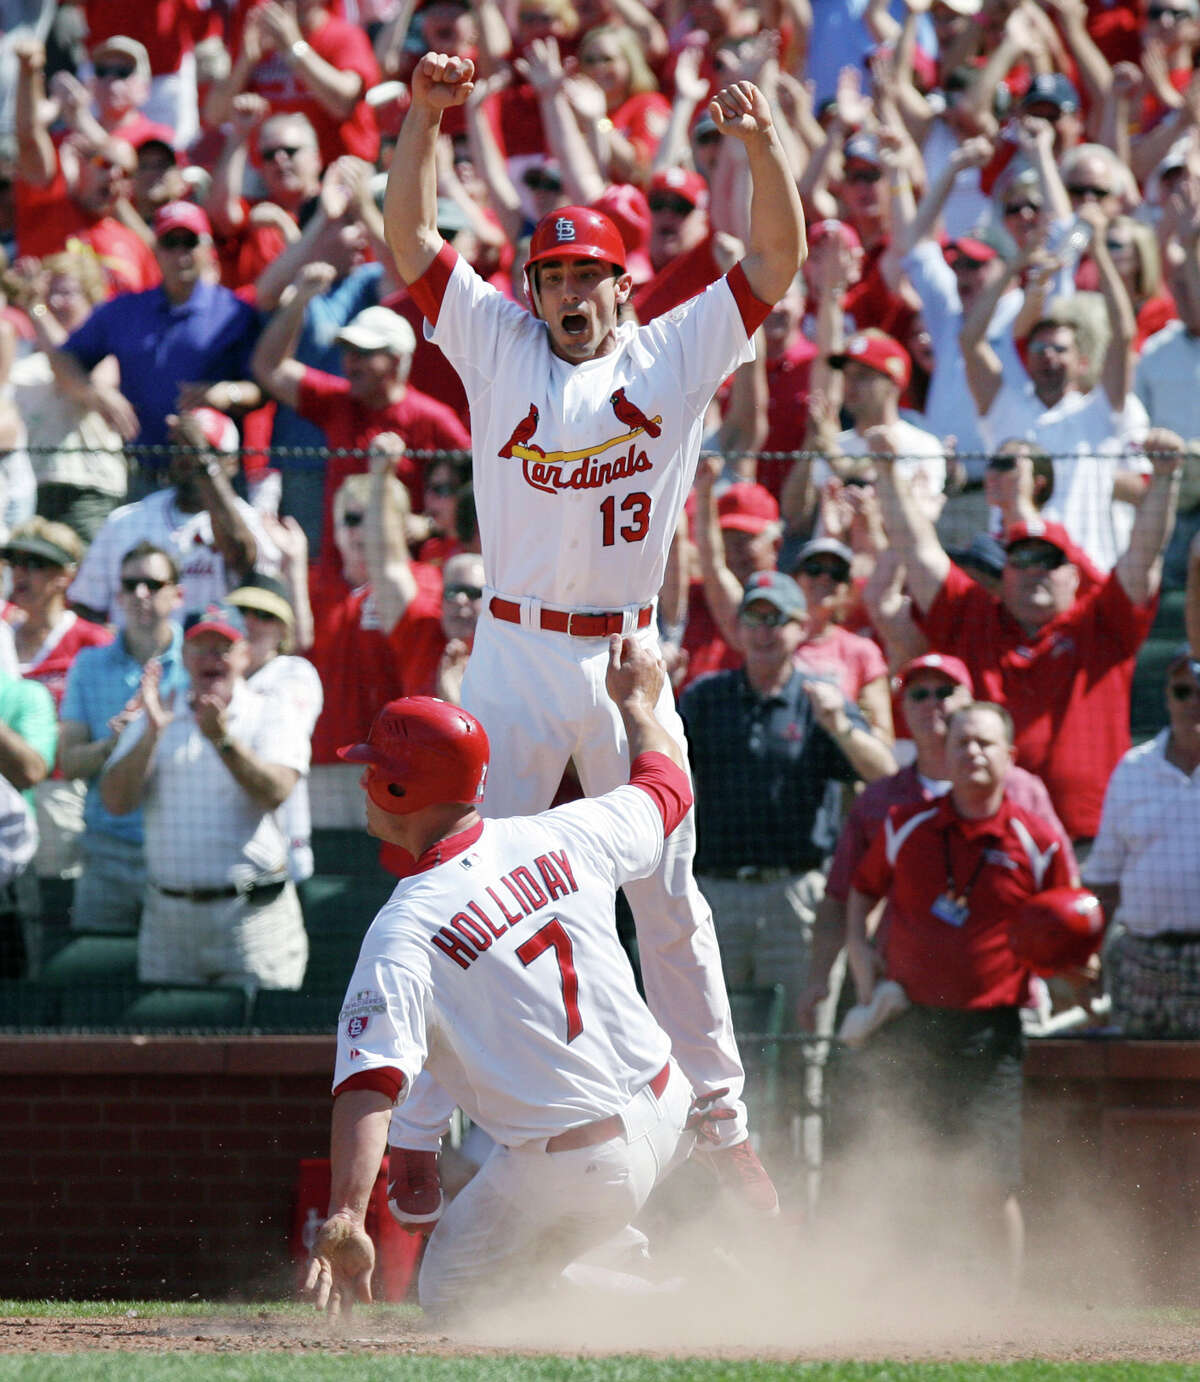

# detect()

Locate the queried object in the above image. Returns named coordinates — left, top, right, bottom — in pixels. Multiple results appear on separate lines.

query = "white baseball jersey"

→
left=334, top=783, right=674, bottom=1148
left=423, top=249, right=758, bottom=608
left=69, top=488, right=282, bottom=623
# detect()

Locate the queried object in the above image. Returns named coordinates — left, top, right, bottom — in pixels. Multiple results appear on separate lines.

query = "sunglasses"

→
left=94, top=63, right=135, bottom=80
left=7, top=553, right=61, bottom=571
left=648, top=193, right=695, bottom=216
left=905, top=684, right=958, bottom=703
left=444, top=584, right=483, bottom=601
left=261, top=144, right=307, bottom=161
left=1170, top=683, right=1200, bottom=700
left=1149, top=5, right=1192, bottom=19
left=1028, top=339, right=1072, bottom=356
left=799, top=558, right=850, bottom=581
left=426, top=481, right=457, bottom=498
left=341, top=511, right=365, bottom=528
left=695, top=129, right=722, bottom=146
left=987, top=454, right=1018, bottom=472
left=1004, top=201, right=1041, bottom=217
left=845, top=166, right=882, bottom=185
left=740, top=606, right=792, bottom=627
left=1067, top=184, right=1112, bottom=200
left=1006, top=545, right=1067, bottom=571
left=159, top=231, right=200, bottom=251
left=120, top=575, right=170, bottom=593
left=1105, top=238, right=1132, bottom=253
left=524, top=172, right=563, bottom=192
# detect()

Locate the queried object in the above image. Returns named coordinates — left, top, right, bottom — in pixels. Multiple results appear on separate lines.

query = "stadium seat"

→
left=0, top=978, right=61, bottom=1028
left=252, top=988, right=339, bottom=1033
left=38, top=935, right=139, bottom=986
left=122, top=985, right=253, bottom=1029
left=59, top=982, right=145, bottom=1029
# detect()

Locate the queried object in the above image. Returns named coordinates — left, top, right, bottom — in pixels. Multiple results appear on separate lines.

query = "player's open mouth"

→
left=561, top=312, right=588, bottom=336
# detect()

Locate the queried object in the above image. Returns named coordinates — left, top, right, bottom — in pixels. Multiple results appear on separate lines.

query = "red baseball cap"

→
left=184, top=407, right=239, bottom=454
left=829, top=332, right=911, bottom=389
left=944, top=236, right=998, bottom=265
left=807, top=218, right=862, bottom=252
left=717, top=483, right=779, bottom=534
left=648, top=167, right=709, bottom=211
left=130, top=123, right=179, bottom=161
left=1003, top=518, right=1079, bottom=562
left=153, top=200, right=211, bottom=240
left=896, top=653, right=973, bottom=694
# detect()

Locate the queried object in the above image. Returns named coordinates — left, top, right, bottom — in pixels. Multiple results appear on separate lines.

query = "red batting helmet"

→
left=338, top=697, right=490, bottom=815
left=524, top=206, right=627, bottom=283
left=1008, top=887, right=1107, bottom=976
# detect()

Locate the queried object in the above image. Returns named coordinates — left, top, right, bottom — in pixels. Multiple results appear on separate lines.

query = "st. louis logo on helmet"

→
left=554, top=217, right=577, bottom=242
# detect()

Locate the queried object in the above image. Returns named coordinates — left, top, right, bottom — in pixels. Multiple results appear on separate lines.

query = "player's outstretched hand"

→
left=605, top=633, right=664, bottom=711
left=709, top=80, right=773, bottom=142
left=411, top=53, right=476, bottom=112
left=302, top=1212, right=375, bottom=1316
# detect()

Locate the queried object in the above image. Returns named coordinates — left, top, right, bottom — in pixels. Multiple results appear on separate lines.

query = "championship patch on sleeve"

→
left=339, top=988, right=387, bottom=1039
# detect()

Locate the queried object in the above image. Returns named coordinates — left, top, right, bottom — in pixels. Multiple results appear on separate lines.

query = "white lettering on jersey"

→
left=1010, top=816, right=1060, bottom=890
left=885, top=806, right=940, bottom=867
left=429, top=849, right=579, bottom=971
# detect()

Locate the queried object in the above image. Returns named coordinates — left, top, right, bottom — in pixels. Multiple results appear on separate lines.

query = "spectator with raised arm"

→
left=869, top=422, right=1185, bottom=843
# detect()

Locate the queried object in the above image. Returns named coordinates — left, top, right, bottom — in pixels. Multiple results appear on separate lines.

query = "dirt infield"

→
left=3, top=1304, right=1200, bottom=1363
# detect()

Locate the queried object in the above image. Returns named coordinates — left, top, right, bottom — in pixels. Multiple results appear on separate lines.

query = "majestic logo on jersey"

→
left=553, top=216, right=577, bottom=242
left=496, top=394, right=663, bottom=496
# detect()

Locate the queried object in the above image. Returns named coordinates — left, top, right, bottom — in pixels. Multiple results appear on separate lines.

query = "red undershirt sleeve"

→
left=407, top=242, right=459, bottom=326
left=629, top=752, right=693, bottom=837
left=726, top=261, right=773, bottom=336
left=333, top=1069, right=407, bottom=1102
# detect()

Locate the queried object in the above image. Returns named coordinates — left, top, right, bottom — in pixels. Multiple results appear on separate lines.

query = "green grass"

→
left=3, top=1362, right=1200, bottom=1382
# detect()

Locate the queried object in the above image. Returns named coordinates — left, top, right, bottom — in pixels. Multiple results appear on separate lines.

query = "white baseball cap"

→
left=335, top=306, right=416, bottom=357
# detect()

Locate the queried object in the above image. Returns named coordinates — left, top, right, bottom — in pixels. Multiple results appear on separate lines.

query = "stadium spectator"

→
left=305, top=459, right=443, bottom=828
left=127, top=126, right=189, bottom=240
left=68, top=36, right=162, bottom=148
left=2, top=521, right=110, bottom=883
left=844, top=702, right=1077, bottom=1286
left=869, top=424, right=1185, bottom=844
left=100, top=601, right=310, bottom=991
left=252, top=269, right=471, bottom=561
left=226, top=571, right=323, bottom=884
left=1084, top=644, right=1200, bottom=1036
left=431, top=550, right=486, bottom=704
left=575, top=23, right=670, bottom=184
left=205, top=0, right=381, bottom=167
left=50, top=202, right=262, bottom=488
left=69, top=409, right=279, bottom=625
left=58, top=542, right=188, bottom=935
left=807, top=653, right=1075, bottom=1033
left=681, top=571, right=894, bottom=1026
left=12, top=39, right=158, bottom=294
left=3, top=247, right=127, bottom=539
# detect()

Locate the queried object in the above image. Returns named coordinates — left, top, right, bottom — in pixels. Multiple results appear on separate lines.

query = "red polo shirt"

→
left=296, top=368, right=472, bottom=566
left=852, top=792, right=1073, bottom=1010
left=915, top=563, right=1156, bottom=840
left=306, top=563, right=444, bottom=763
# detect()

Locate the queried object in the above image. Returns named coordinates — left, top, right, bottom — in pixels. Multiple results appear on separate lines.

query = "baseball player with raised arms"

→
left=379, top=51, right=806, bottom=1217
left=304, top=637, right=711, bottom=1322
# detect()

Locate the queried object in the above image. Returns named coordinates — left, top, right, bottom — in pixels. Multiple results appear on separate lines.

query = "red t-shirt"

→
left=306, top=563, right=444, bottom=763
left=915, top=563, right=1156, bottom=840
left=296, top=368, right=472, bottom=565
left=7, top=609, right=113, bottom=710
left=677, top=580, right=740, bottom=694
left=85, top=0, right=213, bottom=72
left=14, top=166, right=159, bottom=294
left=844, top=240, right=914, bottom=340
left=611, top=91, right=672, bottom=171
left=242, top=12, right=380, bottom=164
left=380, top=287, right=471, bottom=428
left=852, top=791, right=1074, bottom=1009
left=760, top=339, right=816, bottom=499
left=793, top=623, right=887, bottom=703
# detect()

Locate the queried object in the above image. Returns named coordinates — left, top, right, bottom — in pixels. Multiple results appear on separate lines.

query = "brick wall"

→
left=0, top=1036, right=334, bottom=1299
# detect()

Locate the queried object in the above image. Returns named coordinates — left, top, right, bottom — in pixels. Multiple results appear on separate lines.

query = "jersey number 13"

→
left=600, top=492, right=651, bottom=547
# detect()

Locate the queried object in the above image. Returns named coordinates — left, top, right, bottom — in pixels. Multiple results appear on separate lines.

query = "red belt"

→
left=545, top=1062, right=671, bottom=1154
left=489, top=596, right=653, bottom=639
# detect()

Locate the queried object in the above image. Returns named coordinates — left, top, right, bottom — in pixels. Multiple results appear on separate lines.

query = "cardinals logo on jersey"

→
left=496, top=396, right=663, bottom=495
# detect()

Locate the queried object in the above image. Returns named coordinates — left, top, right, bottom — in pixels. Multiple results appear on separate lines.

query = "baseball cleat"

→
left=386, top=1146, right=445, bottom=1227
left=701, top=1137, right=780, bottom=1216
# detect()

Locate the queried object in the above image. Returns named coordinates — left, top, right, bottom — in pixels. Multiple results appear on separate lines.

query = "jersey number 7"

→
left=517, top=917, right=582, bottom=1042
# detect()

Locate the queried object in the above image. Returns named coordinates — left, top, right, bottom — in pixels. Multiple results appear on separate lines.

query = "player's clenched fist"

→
left=411, top=52, right=476, bottom=111
left=605, top=633, right=665, bottom=711
left=708, top=81, right=774, bottom=142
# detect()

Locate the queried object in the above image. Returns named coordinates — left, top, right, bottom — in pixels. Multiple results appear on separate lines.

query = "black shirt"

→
left=680, top=666, right=865, bottom=872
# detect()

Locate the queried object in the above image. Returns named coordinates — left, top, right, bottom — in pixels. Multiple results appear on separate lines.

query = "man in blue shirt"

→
left=50, top=202, right=261, bottom=490
left=58, top=542, right=189, bottom=933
